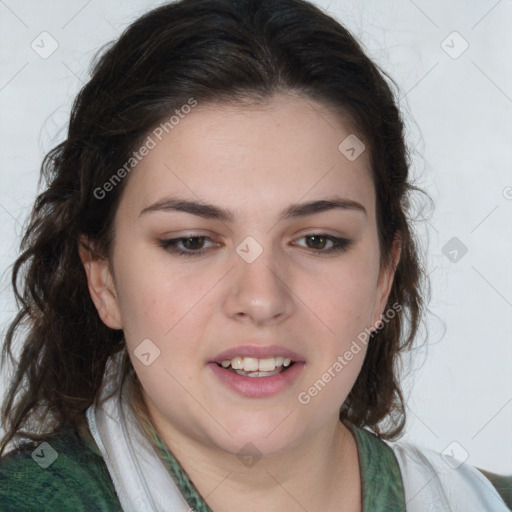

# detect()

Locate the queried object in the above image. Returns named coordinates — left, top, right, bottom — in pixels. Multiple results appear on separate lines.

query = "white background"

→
left=0, top=0, right=511, bottom=474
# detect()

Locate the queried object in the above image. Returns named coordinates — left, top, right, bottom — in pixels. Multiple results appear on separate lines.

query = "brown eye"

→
left=159, top=236, right=219, bottom=257
left=305, top=235, right=328, bottom=250
left=182, top=237, right=206, bottom=250
left=294, top=234, right=352, bottom=254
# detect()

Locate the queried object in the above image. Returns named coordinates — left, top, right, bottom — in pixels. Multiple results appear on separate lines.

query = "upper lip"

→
left=210, top=344, right=304, bottom=364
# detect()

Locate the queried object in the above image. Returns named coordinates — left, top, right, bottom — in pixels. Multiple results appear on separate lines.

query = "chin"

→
left=199, top=411, right=313, bottom=459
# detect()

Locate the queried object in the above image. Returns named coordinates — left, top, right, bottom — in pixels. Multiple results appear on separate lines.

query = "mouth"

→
left=208, top=346, right=305, bottom=398
left=216, top=356, right=296, bottom=378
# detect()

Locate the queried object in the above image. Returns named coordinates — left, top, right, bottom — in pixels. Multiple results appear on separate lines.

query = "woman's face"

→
left=85, top=93, right=399, bottom=457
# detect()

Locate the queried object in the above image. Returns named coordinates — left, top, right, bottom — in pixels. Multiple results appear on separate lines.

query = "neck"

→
left=149, top=413, right=362, bottom=512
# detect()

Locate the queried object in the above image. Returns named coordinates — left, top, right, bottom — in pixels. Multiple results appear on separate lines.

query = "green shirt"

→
left=1, top=424, right=507, bottom=511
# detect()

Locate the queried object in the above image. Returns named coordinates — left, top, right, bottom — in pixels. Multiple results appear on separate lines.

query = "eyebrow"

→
left=139, top=196, right=367, bottom=221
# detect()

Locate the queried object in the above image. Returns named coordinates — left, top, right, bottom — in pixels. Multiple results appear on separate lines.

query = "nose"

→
left=223, top=241, right=295, bottom=326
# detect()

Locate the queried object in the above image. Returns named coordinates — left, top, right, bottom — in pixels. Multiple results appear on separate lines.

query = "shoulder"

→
left=351, top=426, right=407, bottom=510
left=388, top=440, right=510, bottom=511
left=0, top=426, right=122, bottom=512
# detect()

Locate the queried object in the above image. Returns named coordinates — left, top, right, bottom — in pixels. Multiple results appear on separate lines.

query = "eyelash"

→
left=158, top=234, right=352, bottom=257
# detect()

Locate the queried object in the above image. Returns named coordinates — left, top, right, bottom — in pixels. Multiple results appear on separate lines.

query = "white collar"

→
left=85, top=355, right=190, bottom=512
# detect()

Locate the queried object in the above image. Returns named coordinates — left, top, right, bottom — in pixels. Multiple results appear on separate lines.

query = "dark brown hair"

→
left=1, top=0, right=429, bottom=455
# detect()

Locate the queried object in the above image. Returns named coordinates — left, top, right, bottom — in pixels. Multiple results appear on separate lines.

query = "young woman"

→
left=0, top=0, right=509, bottom=510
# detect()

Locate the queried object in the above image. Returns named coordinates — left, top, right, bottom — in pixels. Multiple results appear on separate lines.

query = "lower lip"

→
left=208, top=362, right=305, bottom=398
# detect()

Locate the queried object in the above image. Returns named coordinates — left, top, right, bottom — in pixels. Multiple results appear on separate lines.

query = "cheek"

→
left=112, top=250, right=224, bottom=368
left=114, top=270, right=171, bottom=341
left=298, top=253, right=380, bottom=341
left=112, top=244, right=188, bottom=329
left=115, top=263, right=209, bottom=405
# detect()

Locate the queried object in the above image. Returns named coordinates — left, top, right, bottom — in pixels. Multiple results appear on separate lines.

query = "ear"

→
left=371, top=232, right=401, bottom=330
left=78, top=236, right=122, bottom=330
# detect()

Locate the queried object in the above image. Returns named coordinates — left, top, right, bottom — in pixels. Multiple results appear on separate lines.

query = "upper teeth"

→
left=220, top=356, right=292, bottom=372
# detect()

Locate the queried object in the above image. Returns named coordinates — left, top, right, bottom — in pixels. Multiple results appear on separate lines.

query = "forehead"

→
left=119, top=93, right=375, bottom=221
